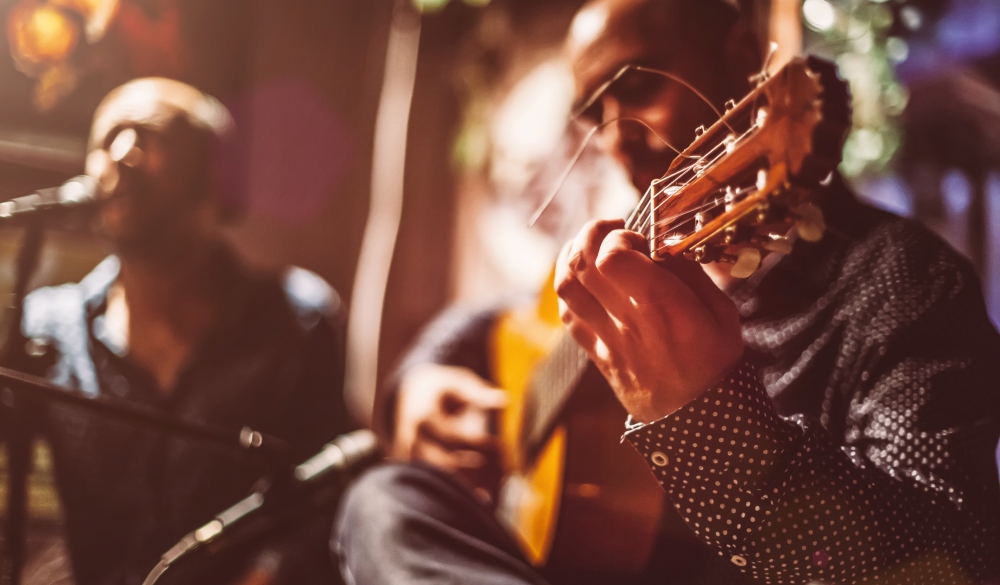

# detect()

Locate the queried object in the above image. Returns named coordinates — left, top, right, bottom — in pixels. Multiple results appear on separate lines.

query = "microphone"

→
left=294, top=427, right=381, bottom=483
left=0, top=176, right=100, bottom=223
left=143, top=429, right=381, bottom=585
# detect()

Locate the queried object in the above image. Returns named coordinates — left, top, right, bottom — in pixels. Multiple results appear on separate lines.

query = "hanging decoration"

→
left=7, top=0, right=186, bottom=112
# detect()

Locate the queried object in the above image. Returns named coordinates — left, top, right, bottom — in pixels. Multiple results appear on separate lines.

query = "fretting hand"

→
left=554, top=219, right=744, bottom=423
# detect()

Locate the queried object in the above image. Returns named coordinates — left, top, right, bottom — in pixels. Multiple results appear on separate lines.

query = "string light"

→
left=411, top=0, right=491, bottom=14
left=803, top=0, right=837, bottom=31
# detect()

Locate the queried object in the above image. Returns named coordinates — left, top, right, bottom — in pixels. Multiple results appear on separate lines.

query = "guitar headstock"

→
left=638, top=56, right=851, bottom=277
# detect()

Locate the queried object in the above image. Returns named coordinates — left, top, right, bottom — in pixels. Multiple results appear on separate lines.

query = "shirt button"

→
left=731, top=555, right=747, bottom=567
left=650, top=451, right=668, bottom=467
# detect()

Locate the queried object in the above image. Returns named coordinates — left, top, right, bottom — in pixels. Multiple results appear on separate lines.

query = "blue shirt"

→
left=22, top=252, right=349, bottom=585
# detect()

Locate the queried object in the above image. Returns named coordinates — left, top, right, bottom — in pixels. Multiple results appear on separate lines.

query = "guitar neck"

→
left=519, top=202, right=649, bottom=457
left=519, top=333, right=589, bottom=460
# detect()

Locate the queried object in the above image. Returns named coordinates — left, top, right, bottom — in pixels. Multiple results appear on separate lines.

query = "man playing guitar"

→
left=335, top=1, right=1000, bottom=584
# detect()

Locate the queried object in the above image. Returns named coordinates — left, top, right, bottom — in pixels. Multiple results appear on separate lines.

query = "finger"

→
left=595, top=229, right=701, bottom=309
left=654, top=251, right=741, bottom=329
left=557, top=301, right=604, bottom=358
left=555, top=230, right=617, bottom=339
left=610, top=229, right=739, bottom=329
left=555, top=270, right=617, bottom=338
left=565, top=219, right=627, bottom=307
left=596, top=230, right=738, bottom=330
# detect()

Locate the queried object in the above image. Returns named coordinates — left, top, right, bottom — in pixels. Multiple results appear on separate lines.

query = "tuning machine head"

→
left=722, top=247, right=762, bottom=279
left=792, top=202, right=826, bottom=243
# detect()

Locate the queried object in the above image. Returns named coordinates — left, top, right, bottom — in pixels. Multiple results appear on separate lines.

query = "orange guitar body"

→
left=491, top=273, right=664, bottom=574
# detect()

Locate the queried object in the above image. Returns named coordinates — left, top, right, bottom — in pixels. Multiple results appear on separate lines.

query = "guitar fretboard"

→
left=519, top=194, right=649, bottom=458
left=520, top=333, right=590, bottom=458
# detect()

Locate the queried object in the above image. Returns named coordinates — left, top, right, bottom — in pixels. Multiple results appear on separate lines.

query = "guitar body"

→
left=491, top=275, right=664, bottom=574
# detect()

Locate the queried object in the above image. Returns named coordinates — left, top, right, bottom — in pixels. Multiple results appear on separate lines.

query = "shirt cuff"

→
left=624, top=359, right=799, bottom=487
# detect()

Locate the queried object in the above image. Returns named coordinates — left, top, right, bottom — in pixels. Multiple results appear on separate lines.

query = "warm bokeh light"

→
left=411, top=0, right=491, bottom=14
left=802, top=0, right=837, bottom=31
left=8, top=3, right=79, bottom=67
left=50, top=0, right=120, bottom=42
left=412, top=0, right=449, bottom=13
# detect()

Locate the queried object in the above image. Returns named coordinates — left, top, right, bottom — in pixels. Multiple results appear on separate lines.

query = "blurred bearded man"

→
left=21, top=78, right=350, bottom=585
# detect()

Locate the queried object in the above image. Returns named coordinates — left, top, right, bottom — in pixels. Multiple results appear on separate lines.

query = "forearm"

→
left=625, top=361, right=1000, bottom=584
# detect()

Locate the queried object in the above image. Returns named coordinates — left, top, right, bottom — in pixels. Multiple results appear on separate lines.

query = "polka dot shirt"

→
left=625, top=189, right=1000, bottom=584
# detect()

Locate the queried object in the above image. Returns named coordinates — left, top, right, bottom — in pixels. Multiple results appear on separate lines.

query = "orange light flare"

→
left=7, top=0, right=121, bottom=110
left=8, top=2, right=80, bottom=70
left=50, top=0, right=120, bottom=42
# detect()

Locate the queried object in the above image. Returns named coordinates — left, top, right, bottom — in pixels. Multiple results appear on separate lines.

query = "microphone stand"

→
left=0, top=217, right=295, bottom=585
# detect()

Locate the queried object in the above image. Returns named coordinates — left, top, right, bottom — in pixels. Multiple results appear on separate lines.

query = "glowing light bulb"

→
left=803, top=0, right=837, bottom=32
left=10, top=4, right=79, bottom=65
left=412, top=0, right=449, bottom=13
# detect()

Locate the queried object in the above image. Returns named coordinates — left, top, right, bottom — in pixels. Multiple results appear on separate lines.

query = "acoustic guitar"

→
left=491, top=56, right=852, bottom=574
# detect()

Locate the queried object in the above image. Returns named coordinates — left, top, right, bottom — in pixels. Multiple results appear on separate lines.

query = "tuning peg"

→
left=723, top=247, right=762, bottom=279
left=794, top=203, right=826, bottom=243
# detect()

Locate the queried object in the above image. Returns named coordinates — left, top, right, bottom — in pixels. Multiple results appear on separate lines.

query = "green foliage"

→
left=412, top=0, right=491, bottom=13
left=803, top=0, right=912, bottom=177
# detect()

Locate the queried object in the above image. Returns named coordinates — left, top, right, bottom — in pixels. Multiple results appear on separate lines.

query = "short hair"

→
left=90, top=78, right=245, bottom=219
left=89, top=78, right=234, bottom=152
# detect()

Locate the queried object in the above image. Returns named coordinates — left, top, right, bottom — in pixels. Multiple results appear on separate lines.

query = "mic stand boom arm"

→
left=0, top=365, right=296, bottom=472
left=0, top=196, right=295, bottom=585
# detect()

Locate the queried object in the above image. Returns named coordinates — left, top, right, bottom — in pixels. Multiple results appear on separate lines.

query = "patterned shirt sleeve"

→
left=624, top=360, right=1000, bottom=585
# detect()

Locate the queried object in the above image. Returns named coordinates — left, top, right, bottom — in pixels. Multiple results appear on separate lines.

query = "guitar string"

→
left=632, top=121, right=753, bottom=229
left=625, top=155, right=711, bottom=230
left=647, top=186, right=760, bottom=235
left=647, top=191, right=763, bottom=258
left=639, top=120, right=760, bottom=228
left=628, top=138, right=733, bottom=229
left=629, top=157, right=710, bottom=223
left=534, top=62, right=765, bottom=261
left=571, top=64, right=735, bottom=134
left=629, top=121, right=743, bottom=226
left=528, top=117, right=694, bottom=228
left=530, top=64, right=734, bottom=228
left=630, top=136, right=741, bottom=232
left=563, top=75, right=760, bottom=234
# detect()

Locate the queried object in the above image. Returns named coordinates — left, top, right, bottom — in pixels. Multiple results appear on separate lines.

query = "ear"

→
left=722, top=21, right=762, bottom=98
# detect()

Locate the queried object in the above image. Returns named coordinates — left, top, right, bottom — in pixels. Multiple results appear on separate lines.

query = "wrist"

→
left=627, top=353, right=746, bottom=424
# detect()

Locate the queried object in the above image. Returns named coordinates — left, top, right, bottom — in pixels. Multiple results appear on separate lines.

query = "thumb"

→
left=595, top=229, right=672, bottom=304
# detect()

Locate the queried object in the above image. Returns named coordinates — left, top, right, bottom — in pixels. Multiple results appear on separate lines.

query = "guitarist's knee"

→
left=334, top=462, right=518, bottom=569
